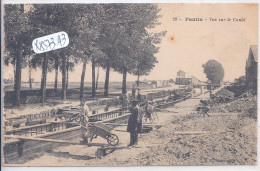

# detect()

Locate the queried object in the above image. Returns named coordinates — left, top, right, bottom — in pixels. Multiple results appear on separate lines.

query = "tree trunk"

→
left=41, top=53, right=48, bottom=106
left=66, top=59, right=69, bottom=92
left=95, top=66, right=100, bottom=90
left=13, top=59, right=16, bottom=85
left=137, top=71, right=140, bottom=94
left=13, top=48, right=22, bottom=107
left=61, top=54, right=67, bottom=100
left=80, top=61, right=87, bottom=99
left=54, top=56, right=58, bottom=91
left=122, top=68, right=127, bottom=94
left=104, top=61, right=110, bottom=97
left=92, top=58, right=96, bottom=98
left=29, top=59, right=32, bottom=89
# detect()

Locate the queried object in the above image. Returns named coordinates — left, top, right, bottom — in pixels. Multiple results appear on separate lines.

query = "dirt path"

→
left=24, top=91, right=211, bottom=166
left=24, top=88, right=257, bottom=166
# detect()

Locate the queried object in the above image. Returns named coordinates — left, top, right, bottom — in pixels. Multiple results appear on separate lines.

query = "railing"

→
left=5, top=122, right=77, bottom=137
left=89, top=108, right=127, bottom=121
left=26, top=110, right=54, bottom=121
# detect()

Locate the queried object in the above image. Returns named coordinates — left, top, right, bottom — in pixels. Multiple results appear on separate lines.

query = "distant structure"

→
left=175, top=76, right=200, bottom=86
left=169, top=79, right=174, bottom=83
left=134, top=79, right=171, bottom=89
left=175, top=77, right=192, bottom=85
left=245, top=45, right=258, bottom=88
left=177, top=70, right=186, bottom=78
left=190, top=76, right=200, bottom=87
left=3, top=78, right=14, bottom=84
left=176, top=70, right=187, bottom=85
left=140, top=80, right=157, bottom=88
left=156, top=80, right=170, bottom=87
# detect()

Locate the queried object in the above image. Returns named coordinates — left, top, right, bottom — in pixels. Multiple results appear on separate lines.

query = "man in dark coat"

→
left=127, top=99, right=139, bottom=146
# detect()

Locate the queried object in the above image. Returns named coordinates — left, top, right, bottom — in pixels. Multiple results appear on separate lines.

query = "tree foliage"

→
left=202, top=59, right=225, bottom=84
left=4, top=3, right=166, bottom=104
left=4, top=4, right=33, bottom=106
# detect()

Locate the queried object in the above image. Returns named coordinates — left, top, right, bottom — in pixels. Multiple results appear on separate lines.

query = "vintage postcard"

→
left=1, top=2, right=258, bottom=167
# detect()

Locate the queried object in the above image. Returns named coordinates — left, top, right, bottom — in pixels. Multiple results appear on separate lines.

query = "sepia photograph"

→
left=1, top=1, right=258, bottom=167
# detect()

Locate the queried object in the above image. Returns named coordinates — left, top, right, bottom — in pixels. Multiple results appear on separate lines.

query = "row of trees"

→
left=4, top=4, right=166, bottom=107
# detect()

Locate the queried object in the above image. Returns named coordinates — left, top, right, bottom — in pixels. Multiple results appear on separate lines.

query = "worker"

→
left=137, top=91, right=142, bottom=104
left=123, top=93, right=130, bottom=109
left=80, top=98, right=90, bottom=143
left=119, top=93, right=125, bottom=109
left=136, top=101, right=143, bottom=133
left=144, top=101, right=153, bottom=123
left=127, top=99, right=139, bottom=146
left=104, top=101, right=109, bottom=112
left=132, top=85, right=136, bottom=99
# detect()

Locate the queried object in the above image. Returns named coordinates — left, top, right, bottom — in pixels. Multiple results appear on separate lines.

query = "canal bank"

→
left=3, top=87, right=192, bottom=165
left=5, top=90, right=206, bottom=166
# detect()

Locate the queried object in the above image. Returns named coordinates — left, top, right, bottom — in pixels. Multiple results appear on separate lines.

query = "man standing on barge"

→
left=80, top=98, right=90, bottom=143
left=127, top=99, right=140, bottom=146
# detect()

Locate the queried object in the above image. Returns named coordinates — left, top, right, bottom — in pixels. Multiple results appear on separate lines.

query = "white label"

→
left=32, top=31, right=69, bottom=54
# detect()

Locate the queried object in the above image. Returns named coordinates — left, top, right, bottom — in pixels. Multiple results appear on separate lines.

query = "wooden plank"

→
left=104, top=123, right=163, bottom=126
left=103, top=123, right=128, bottom=126
left=5, top=135, right=80, bottom=144
left=63, top=111, right=80, bottom=115
left=209, top=113, right=238, bottom=116
left=48, top=121, right=79, bottom=125
left=4, top=135, right=107, bottom=147
left=173, top=131, right=209, bottom=135
left=5, top=123, right=52, bottom=133
left=114, top=129, right=128, bottom=132
left=23, top=131, right=44, bottom=134
left=101, top=144, right=160, bottom=150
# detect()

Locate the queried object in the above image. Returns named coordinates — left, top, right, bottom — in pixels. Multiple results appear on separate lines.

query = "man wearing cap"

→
left=127, top=99, right=139, bottom=146
left=80, top=98, right=90, bottom=143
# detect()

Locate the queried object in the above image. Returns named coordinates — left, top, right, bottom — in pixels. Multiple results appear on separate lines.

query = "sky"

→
left=3, top=3, right=258, bottom=83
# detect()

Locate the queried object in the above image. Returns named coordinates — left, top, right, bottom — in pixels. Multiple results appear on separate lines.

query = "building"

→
left=175, top=76, right=200, bottom=86
left=175, top=77, right=192, bottom=85
left=134, top=79, right=171, bottom=89
left=177, top=70, right=186, bottom=78
left=245, top=45, right=258, bottom=88
left=156, top=80, right=170, bottom=87
left=191, top=76, right=200, bottom=86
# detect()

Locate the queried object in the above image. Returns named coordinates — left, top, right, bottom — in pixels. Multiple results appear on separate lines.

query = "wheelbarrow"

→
left=56, top=109, right=81, bottom=122
left=89, top=122, right=119, bottom=146
left=63, top=111, right=80, bottom=122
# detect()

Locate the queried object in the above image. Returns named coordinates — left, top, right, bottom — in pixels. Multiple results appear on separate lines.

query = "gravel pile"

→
left=134, top=113, right=257, bottom=166
left=215, top=88, right=235, bottom=99
left=210, top=96, right=257, bottom=119
left=84, top=111, right=257, bottom=166
left=76, top=95, right=256, bottom=166
left=210, top=88, right=235, bottom=103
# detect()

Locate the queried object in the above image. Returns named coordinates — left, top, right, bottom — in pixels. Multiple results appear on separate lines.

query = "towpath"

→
left=24, top=88, right=216, bottom=166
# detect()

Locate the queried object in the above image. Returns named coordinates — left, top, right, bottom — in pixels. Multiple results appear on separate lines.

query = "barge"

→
left=3, top=88, right=192, bottom=164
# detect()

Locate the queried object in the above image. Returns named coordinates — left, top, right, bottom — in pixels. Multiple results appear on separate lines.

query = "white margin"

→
left=1, top=1, right=259, bottom=171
